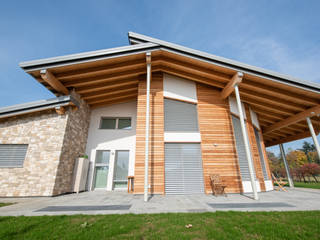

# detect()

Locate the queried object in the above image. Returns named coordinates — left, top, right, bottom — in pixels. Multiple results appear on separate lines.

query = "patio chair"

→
left=272, top=173, right=288, bottom=192
left=210, top=174, right=227, bottom=196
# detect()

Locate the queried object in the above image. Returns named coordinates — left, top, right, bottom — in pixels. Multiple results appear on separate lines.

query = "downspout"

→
left=144, top=52, right=151, bottom=202
left=234, top=84, right=259, bottom=200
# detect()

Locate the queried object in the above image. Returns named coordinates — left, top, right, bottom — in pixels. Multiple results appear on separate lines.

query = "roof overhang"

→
left=0, top=95, right=78, bottom=119
left=17, top=32, right=320, bottom=147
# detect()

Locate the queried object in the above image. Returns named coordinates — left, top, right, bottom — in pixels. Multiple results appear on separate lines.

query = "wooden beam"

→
left=76, top=78, right=139, bottom=94
left=221, top=72, right=243, bottom=99
left=90, top=97, right=137, bottom=109
left=56, top=59, right=147, bottom=81
left=160, top=58, right=230, bottom=83
left=55, top=106, right=66, bottom=115
left=40, top=69, right=69, bottom=95
left=64, top=68, right=146, bottom=88
left=83, top=86, right=138, bottom=100
left=263, top=105, right=320, bottom=134
left=265, top=130, right=317, bottom=147
left=86, top=91, right=138, bottom=105
left=241, top=79, right=319, bottom=106
left=158, top=65, right=225, bottom=89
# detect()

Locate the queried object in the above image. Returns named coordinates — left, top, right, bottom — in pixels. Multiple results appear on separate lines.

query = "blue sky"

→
left=1, top=0, right=320, bottom=155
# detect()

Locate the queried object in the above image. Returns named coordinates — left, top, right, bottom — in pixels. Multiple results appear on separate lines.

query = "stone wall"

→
left=0, top=92, right=90, bottom=197
left=0, top=110, right=68, bottom=196
left=52, top=92, right=90, bottom=195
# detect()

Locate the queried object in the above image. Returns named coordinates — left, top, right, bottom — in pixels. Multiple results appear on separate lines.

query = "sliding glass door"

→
left=94, top=150, right=110, bottom=189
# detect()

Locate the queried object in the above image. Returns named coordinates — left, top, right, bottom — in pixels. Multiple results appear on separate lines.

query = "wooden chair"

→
left=210, top=174, right=227, bottom=196
left=272, top=173, right=287, bottom=192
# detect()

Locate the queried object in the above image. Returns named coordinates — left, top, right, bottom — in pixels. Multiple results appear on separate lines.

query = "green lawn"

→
left=293, top=182, right=320, bottom=189
left=0, top=211, right=319, bottom=239
left=0, top=203, right=15, bottom=208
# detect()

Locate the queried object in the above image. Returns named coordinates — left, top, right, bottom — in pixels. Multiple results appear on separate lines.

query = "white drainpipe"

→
left=279, top=143, right=294, bottom=188
left=234, top=83, right=259, bottom=200
left=306, top=117, right=320, bottom=161
left=144, top=52, right=151, bottom=202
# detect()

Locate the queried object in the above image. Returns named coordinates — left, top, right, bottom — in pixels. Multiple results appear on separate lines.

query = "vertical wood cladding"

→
left=197, top=83, right=243, bottom=193
left=134, top=72, right=165, bottom=194
left=245, top=105, right=266, bottom=191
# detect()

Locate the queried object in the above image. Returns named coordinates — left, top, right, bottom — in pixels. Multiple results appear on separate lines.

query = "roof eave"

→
left=128, top=32, right=320, bottom=93
left=19, top=42, right=160, bottom=72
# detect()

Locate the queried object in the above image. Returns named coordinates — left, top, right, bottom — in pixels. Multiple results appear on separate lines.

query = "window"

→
left=254, top=128, right=269, bottom=180
left=100, top=117, right=132, bottom=130
left=231, top=115, right=256, bottom=181
left=164, top=98, right=199, bottom=131
left=113, top=150, right=129, bottom=189
left=0, top=144, right=28, bottom=168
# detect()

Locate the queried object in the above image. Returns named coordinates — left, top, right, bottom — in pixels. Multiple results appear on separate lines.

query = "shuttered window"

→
left=231, top=115, right=256, bottom=181
left=0, top=144, right=28, bottom=168
left=164, top=99, right=199, bottom=131
left=165, top=143, right=204, bottom=195
left=254, top=128, right=269, bottom=180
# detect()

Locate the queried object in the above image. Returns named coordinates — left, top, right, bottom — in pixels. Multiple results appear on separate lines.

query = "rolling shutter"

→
left=254, top=128, right=269, bottom=180
left=231, top=115, right=256, bottom=181
left=165, top=143, right=204, bottom=195
left=0, top=144, right=28, bottom=167
left=164, top=99, right=199, bottom=131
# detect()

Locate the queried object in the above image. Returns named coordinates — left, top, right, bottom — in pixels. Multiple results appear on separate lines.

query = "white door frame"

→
left=90, top=148, right=129, bottom=191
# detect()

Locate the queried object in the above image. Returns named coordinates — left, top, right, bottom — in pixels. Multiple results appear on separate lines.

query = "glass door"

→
left=113, top=150, right=129, bottom=189
left=94, top=150, right=110, bottom=189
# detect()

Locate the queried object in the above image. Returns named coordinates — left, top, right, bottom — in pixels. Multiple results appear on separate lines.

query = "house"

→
left=1, top=32, right=320, bottom=199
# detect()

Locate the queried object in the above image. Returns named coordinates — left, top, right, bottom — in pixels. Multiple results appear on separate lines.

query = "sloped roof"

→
left=16, top=32, right=320, bottom=146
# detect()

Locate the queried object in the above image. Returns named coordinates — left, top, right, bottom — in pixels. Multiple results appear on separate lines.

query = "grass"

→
left=293, top=181, right=320, bottom=189
left=0, top=203, right=15, bottom=208
left=0, top=211, right=319, bottom=239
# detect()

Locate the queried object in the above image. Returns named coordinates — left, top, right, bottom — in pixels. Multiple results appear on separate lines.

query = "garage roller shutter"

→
left=165, top=143, right=204, bottom=195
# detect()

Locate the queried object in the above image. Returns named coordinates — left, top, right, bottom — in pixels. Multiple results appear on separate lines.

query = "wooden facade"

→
left=197, top=84, right=243, bottom=193
left=133, top=74, right=272, bottom=194
left=134, top=73, right=165, bottom=194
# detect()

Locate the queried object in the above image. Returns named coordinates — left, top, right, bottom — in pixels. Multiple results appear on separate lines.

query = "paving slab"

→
left=0, top=188, right=319, bottom=216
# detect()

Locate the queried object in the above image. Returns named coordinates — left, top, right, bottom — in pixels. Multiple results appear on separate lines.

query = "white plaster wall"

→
left=264, top=180, right=274, bottom=191
left=250, top=107, right=260, bottom=129
left=229, top=97, right=247, bottom=119
left=242, top=180, right=261, bottom=193
left=85, top=101, right=137, bottom=190
left=164, top=132, right=201, bottom=142
left=163, top=73, right=197, bottom=103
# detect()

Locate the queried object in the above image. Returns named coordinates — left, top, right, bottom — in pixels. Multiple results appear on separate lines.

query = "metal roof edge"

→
left=19, top=42, right=159, bottom=72
left=128, top=32, right=320, bottom=92
left=0, top=95, right=78, bottom=119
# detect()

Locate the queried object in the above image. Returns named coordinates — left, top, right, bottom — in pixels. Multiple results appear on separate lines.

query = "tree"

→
left=299, top=141, right=316, bottom=163
left=300, top=163, right=320, bottom=183
left=267, top=151, right=283, bottom=177
left=286, top=150, right=308, bottom=169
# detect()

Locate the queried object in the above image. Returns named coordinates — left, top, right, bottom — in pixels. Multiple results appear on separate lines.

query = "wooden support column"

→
left=279, top=144, right=294, bottom=188
left=40, top=69, right=69, bottom=95
left=221, top=72, right=243, bottom=99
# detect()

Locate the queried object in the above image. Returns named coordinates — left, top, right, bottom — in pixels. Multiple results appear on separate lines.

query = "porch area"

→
left=1, top=188, right=319, bottom=216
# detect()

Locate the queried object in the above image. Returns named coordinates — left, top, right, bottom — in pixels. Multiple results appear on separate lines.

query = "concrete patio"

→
left=0, top=188, right=319, bottom=216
